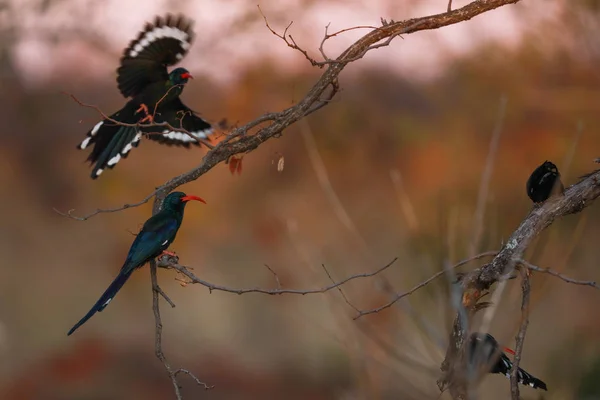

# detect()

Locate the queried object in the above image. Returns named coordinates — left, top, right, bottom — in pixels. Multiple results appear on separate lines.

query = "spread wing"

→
left=117, top=14, right=195, bottom=98
left=143, top=98, right=213, bottom=147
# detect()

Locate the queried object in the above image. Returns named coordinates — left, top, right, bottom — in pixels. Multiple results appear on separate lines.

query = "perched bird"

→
left=67, top=191, right=205, bottom=335
left=526, top=161, right=564, bottom=203
left=77, top=14, right=213, bottom=179
left=467, top=333, right=547, bottom=390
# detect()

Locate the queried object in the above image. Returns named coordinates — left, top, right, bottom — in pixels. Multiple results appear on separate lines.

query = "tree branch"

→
left=510, top=268, right=530, bottom=399
left=518, top=259, right=599, bottom=289
left=440, top=168, right=600, bottom=398
left=65, top=92, right=215, bottom=148
left=64, top=0, right=524, bottom=221
left=156, top=256, right=398, bottom=296
left=354, top=251, right=499, bottom=319
left=63, top=1, right=532, bottom=397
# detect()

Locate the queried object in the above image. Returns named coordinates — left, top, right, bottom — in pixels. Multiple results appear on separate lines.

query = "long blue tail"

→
left=67, top=270, right=133, bottom=336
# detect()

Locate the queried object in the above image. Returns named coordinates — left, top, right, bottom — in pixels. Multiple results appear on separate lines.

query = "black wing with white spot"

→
left=142, top=98, right=213, bottom=147
left=117, top=14, right=195, bottom=98
left=495, top=354, right=548, bottom=391
left=467, top=333, right=547, bottom=391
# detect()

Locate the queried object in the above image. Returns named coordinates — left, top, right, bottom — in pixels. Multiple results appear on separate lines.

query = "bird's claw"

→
left=136, top=104, right=154, bottom=124
left=175, top=275, right=192, bottom=287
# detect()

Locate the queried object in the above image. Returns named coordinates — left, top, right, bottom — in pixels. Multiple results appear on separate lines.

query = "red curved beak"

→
left=181, top=195, right=206, bottom=204
left=503, top=346, right=516, bottom=355
left=180, top=72, right=194, bottom=80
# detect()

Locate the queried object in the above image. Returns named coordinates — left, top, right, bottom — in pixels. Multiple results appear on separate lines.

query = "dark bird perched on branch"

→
left=77, top=14, right=213, bottom=179
left=67, top=192, right=205, bottom=335
left=467, top=333, right=548, bottom=391
left=526, top=161, right=564, bottom=203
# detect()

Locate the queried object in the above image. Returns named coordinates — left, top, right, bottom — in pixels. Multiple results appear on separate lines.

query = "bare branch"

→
left=66, top=0, right=525, bottom=224
left=320, top=263, right=360, bottom=312
left=264, top=264, right=282, bottom=289
left=154, top=284, right=176, bottom=308
left=150, top=259, right=183, bottom=398
left=156, top=257, right=398, bottom=296
left=258, top=6, right=321, bottom=67
left=62, top=2, right=538, bottom=397
left=440, top=168, right=600, bottom=398
left=518, top=259, right=599, bottom=289
left=355, top=251, right=498, bottom=319
left=53, top=191, right=157, bottom=221
left=150, top=0, right=526, bottom=203
left=65, top=93, right=215, bottom=148
left=174, top=369, right=214, bottom=390
left=510, top=268, right=531, bottom=399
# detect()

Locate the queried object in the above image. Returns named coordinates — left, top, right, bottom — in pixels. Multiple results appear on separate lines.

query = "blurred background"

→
left=1, top=0, right=599, bottom=398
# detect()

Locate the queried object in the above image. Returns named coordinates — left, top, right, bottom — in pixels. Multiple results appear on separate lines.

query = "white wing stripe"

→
left=121, top=132, right=142, bottom=155
left=90, top=121, right=103, bottom=136
left=79, top=136, right=92, bottom=150
left=161, top=128, right=213, bottom=142
left=107, top=154, right=121, bottom=166
left=128, top=25, right=191, bottom=58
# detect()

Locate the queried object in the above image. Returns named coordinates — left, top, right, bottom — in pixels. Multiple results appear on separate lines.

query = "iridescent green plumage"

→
left=67, top=192, right=206, bottom=336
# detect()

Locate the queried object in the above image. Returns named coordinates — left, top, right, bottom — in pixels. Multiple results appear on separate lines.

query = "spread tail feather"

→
left=497, top=354, right=548, bottom=391
left=67, top=270, right=133, bottom=336
left=77, top=101, right=142, bottom=179
left=515, top=366, right=548, bottom=390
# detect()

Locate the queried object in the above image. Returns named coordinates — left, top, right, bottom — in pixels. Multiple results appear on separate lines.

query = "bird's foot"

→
left=136, top=103, right=149, bottom=115
left=157, top=250, right=179, bottom=267
left=136, top=104, right=154, bottom=124
left=175, top=275, right=192, bottom=287
left=139, top=114, right=154, bottom=124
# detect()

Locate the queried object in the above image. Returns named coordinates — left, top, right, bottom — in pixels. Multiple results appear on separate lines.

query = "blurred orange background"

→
left=0, top=0, right=599, bottom=399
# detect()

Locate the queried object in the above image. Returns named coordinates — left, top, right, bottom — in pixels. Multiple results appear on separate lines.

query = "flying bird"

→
left=77, top=14, right=213, bottom=179
left=467, top=332, right=547, bottom=390
left=67, top=191, right=205, bottom=335
left=526, top=161, right=564, bottom=203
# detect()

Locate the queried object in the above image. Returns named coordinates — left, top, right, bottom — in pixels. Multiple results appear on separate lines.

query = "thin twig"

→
left=317, top=24, right=379, bottom=62
left=66, top=92, right=215, bottom=148
left=154, top=284, right=176, bottom=308
left=510, top=268, right=530, bottom=399
left=355, top=251, right=498, bottom=319
left=151, top=259, right=185, bottom=399
left=157, top=257, right=398, bottom=295
left=53, top=190, right=157, bottom=221
left=150, top=196, right=210, bottom=398
left=320, top=263, right=360, bottom=312
left=264, top=264, right=282, bottom=289
left=174, top=369, right=214, bottom=390
left=517, top=259, right=599, bottom=289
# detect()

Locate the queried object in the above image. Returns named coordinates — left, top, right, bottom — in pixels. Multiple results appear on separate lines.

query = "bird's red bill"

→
left=503, top=346, right=516, bottom=355
left=181, top=195, right=206, bottom=203
left=181, top=72, right=193, bottom=79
